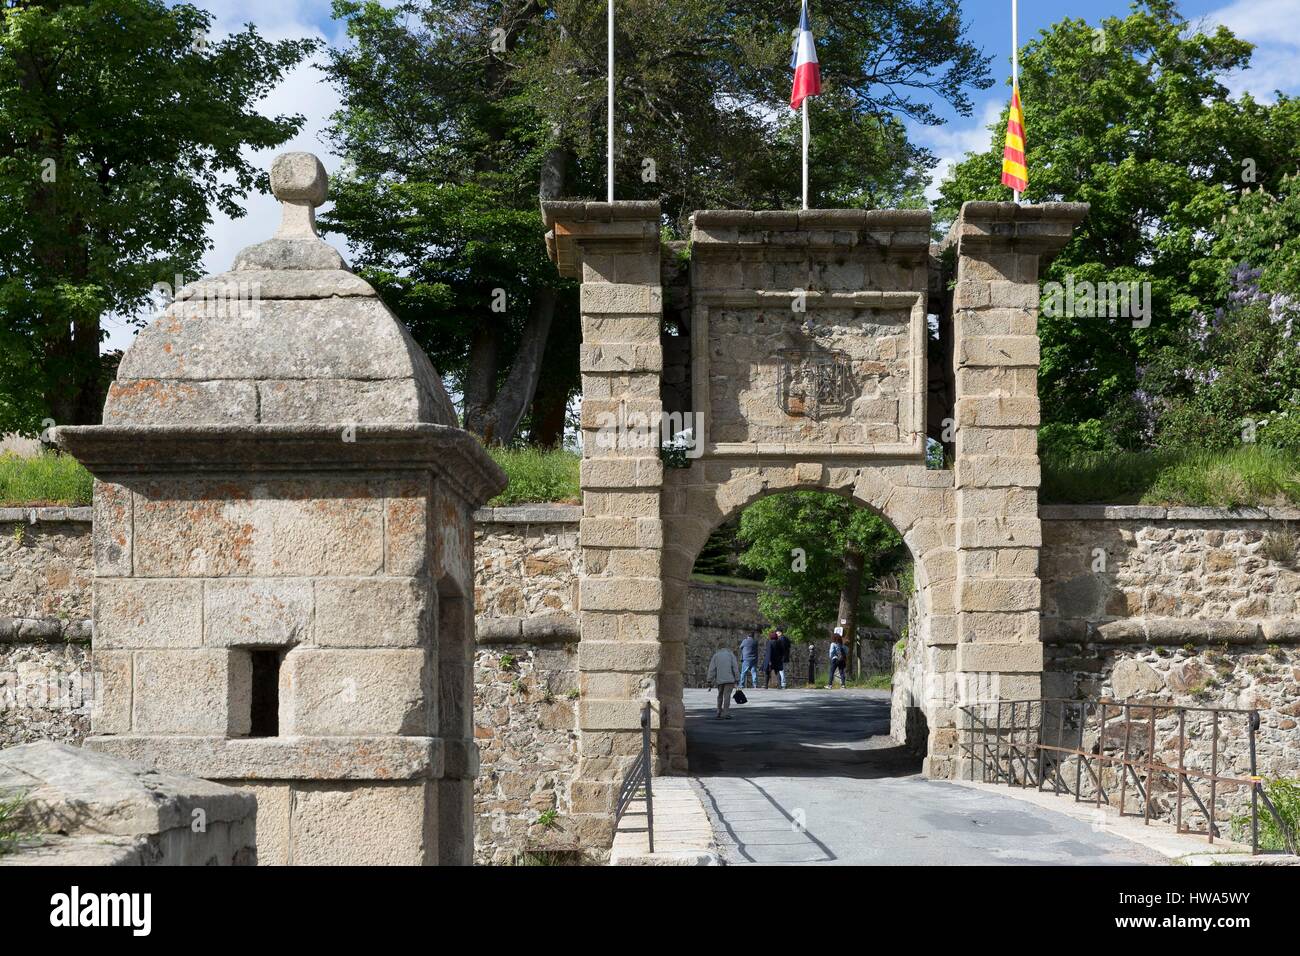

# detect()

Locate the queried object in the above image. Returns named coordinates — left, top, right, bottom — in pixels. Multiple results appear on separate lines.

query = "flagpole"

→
left=607, top=0, right=615, bottom=203
left=1011, top=0, right=1020, bottom=204
left=801, top=98, right=809, bottom=210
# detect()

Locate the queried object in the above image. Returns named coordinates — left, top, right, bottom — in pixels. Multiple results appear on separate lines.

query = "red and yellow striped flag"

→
left=1001, top=84, right=1027, bottom=193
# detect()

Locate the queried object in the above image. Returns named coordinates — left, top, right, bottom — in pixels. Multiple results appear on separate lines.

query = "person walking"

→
left=738, top=632, right=759, bottom=689
left=807, top=641, right=817, bottom=686
left=828, top=629, right=848, bottom=688
left=707, top=645, right=741, bottom=719
left=777, top=627, right=792, bottom=685
left=765, top=630, right=788, bottom=689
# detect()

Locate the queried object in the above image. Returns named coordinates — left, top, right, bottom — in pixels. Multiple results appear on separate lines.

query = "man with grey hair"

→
left=707, top=645, right=741, bottom=719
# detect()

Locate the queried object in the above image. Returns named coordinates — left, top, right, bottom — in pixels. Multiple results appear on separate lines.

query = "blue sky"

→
left=103, top=0, right=1300, bottom=352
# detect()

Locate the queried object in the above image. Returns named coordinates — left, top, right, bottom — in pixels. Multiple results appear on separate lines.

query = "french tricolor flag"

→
left=790, top=1, right=822, bottom=111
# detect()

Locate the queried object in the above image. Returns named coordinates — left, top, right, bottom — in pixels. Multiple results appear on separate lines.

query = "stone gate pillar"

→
left=947, top=201, right=1086, bottom=778
left=56, top=153, right=505, bottom=865
left=542, top=201, right=664, bottom=848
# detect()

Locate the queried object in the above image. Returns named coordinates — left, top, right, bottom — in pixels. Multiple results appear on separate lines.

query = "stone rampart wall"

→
left=1039, top=505, right=1300, bottom=801
left=8, top=502, right=1300, bottom=858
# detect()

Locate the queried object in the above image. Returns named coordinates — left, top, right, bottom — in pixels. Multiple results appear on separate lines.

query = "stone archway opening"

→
left=542, top=199, right=1087, bottom=851
left=679, top=486, right=927, bottom=777
left=657, top=460, right=960, bottom=782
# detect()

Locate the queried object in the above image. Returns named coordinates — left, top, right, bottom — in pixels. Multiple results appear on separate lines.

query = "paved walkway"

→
left=609, top=777, right=719, bottom=865
left=685, top=687, right=1166, bottom=865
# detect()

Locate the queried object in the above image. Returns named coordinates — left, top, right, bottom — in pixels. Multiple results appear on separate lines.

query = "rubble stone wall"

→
left=1, top=509, right=95, bottom=748
left=9, top=502, right=1300, bottom=859
left=1040, top=504, right=1300, bottom=805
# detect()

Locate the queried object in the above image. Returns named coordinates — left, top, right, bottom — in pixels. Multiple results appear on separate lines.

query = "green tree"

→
left=1207, top=169, right=1300, bottom=297
left=0, top=0, right=318, bottom=433
left=322, top=0, right=992, bottom=445
left=936, top=0, right=1300, bottom=451
left=735, top=491, right=906, bottom=661
left=1143, top=264, right=1300, bottom=450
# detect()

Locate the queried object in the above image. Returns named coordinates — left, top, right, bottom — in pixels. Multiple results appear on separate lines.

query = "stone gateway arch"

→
left=543, top=199, right=1087, bottom=849
left=49, top=147, right=1085, bottom=863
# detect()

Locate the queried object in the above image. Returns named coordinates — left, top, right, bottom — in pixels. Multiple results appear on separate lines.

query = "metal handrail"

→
left=614, top=701, right=654, bottom=853
left=958, top=697, right=1298, bottom=856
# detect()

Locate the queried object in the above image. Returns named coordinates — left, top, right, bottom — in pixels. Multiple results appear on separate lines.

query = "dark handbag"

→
left=732, top=689, right=747, bottom=705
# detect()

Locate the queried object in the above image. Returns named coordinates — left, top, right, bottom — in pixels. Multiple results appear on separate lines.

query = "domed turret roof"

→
left=104, top=152, right=458, bottom=427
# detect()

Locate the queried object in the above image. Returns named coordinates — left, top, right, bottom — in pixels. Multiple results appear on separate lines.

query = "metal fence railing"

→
left=959, top=698, right=1298, bottom=856
left=614, top=701, right=654, bottom=853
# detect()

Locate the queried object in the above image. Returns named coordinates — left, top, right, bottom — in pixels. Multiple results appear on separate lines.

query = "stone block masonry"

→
left=543, top=200, right=665, bottom=851
left=689, top=210, right=930, bottom=460
left=6, top=503, right=1300, bottom=860
left=533, top=200, right=1091, bottom=847
left=0, top=741, right=257, bottom=866
left=945, top=202, right=1087, bottom=780
left=660, top=209, right=958, bottom=779
left=52, top=153, right=505, bottom=866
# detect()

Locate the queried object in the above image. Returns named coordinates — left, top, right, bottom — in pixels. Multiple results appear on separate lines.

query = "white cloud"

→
left=102, top=1, right=345, bottom=354
left=1206, top=0, right=1300, bottom=46
left=1199, top=0, right=1300, bottom=101
left=914, top=98, right=1003, bottom=203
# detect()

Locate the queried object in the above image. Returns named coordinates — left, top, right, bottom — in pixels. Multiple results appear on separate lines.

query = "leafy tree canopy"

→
left=321, top=0, right=993, bottom=444
left=1144, top=265, right=1300, bottom=450
left=0, top=0, right=319, bottom=433
left=735, top=490, right=906, bottom=646
left=937, top=0, right=1300, bottom=452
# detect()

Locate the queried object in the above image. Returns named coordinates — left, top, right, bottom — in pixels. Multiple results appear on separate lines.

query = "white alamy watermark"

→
left=50, top=887, right=151, bottom=937
left=925, top=671, right=1003, bottom=709
left=0, top=668, right=99, bottom=712
left=590, top=409, right=705, bottom=460
left=1042, top=276, right=1151, bottom=328
left=152, top=273, right=262, bottom=318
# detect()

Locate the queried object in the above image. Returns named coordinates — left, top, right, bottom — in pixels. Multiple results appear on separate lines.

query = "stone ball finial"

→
left=271, top=152, right=328, bottom=206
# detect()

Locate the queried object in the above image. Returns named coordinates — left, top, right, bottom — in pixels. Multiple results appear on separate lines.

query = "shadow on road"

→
left=681, top=688, right=1165, bottom=865
left=696, top=775, right=839, bottom=863
left=684, top=687, right=922, bottom=780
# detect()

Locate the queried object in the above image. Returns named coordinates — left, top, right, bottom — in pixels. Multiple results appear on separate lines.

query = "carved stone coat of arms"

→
left=777, top=349, right=854, bottom=421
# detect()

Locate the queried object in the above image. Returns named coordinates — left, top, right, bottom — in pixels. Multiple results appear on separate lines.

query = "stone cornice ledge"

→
left=0, top=506, right=93, bottom=523
left=691, top=208, right=931, bottom=255
left=541, top=200, right=661, bottom=227
left=52, top=423, right=508, bottom=507
left=476, top=612, right=579, bottom=644
left=473, top=504, right=582, bottom=524
left=1044, top=617, right=1300, bottom=645
left=949, top=201, right=1089, bottom=259
left=85, top=735, right=443, bottom=781
left=1041, top=504, right=1300, bottom=521
left=541, top=200, right=662, bottom=278
left=0, top=617, right=91, bottom=643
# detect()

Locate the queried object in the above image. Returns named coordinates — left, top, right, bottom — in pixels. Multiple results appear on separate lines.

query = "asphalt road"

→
left=685, top=687, right=1165, bottom=865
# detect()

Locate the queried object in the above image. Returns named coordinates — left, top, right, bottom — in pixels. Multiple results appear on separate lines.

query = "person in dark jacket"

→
left=828, top=627, right=848, bottom=688
left=765, top=630, right=788, bottom=689
left=738, top=632, right=759, bottom=689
